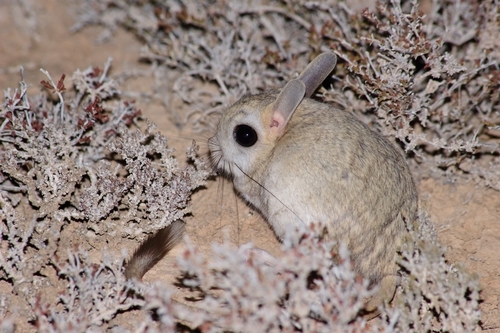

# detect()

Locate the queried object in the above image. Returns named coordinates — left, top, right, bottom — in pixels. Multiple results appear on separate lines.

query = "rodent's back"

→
left=269, top=99, right=417, bottom=283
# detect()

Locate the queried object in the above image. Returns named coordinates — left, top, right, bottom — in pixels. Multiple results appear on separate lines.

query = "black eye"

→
left=233, top=124, right=258, bottom=147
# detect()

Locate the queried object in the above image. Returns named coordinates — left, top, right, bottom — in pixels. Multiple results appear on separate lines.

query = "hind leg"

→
left=363, top=274, right=400, bottom=320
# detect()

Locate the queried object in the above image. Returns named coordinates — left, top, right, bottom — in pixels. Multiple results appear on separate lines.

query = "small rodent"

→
left=125, top=219, right=185, bottom=281
left=208, top=52, right=418, bottom=316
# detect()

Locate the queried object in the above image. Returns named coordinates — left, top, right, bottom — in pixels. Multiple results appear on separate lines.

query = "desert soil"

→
left=0, top=0, right=498, bottom=331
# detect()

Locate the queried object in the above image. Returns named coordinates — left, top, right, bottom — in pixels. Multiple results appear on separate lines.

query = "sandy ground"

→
left=0, top=0, right=499, bottom=331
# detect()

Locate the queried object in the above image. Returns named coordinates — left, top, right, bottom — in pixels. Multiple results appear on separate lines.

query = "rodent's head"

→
left=208, top=93, right=275, bottom=178
left=208, top=52, right=337, bottom=179
left=208, top=77, right=312, bottom=178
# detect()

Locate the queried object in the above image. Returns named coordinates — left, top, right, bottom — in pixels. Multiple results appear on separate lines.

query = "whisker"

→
left=232, top=163, right=305, bottom=225
left=233, top=185, right=240, bottom=245
left=215, top=175, right=225, bottom=241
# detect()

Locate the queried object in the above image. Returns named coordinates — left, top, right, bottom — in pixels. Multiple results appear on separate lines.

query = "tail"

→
left=124, top=220, right=186, bottom=281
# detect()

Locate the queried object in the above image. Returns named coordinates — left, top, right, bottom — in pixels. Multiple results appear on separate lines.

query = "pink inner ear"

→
left=270, top=112, right=285, bottom=129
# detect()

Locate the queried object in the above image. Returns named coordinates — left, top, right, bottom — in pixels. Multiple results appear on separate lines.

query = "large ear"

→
left=298, top=52, right=337, bottom=98
left=270, top=79, right=306, bottom=135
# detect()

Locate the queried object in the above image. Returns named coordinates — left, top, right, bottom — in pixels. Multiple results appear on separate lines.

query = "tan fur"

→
left=208, top=52, right=418, bottom=317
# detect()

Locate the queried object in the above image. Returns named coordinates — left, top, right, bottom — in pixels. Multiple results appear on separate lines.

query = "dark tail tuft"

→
left=125, top=220, right=186, bottom=281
